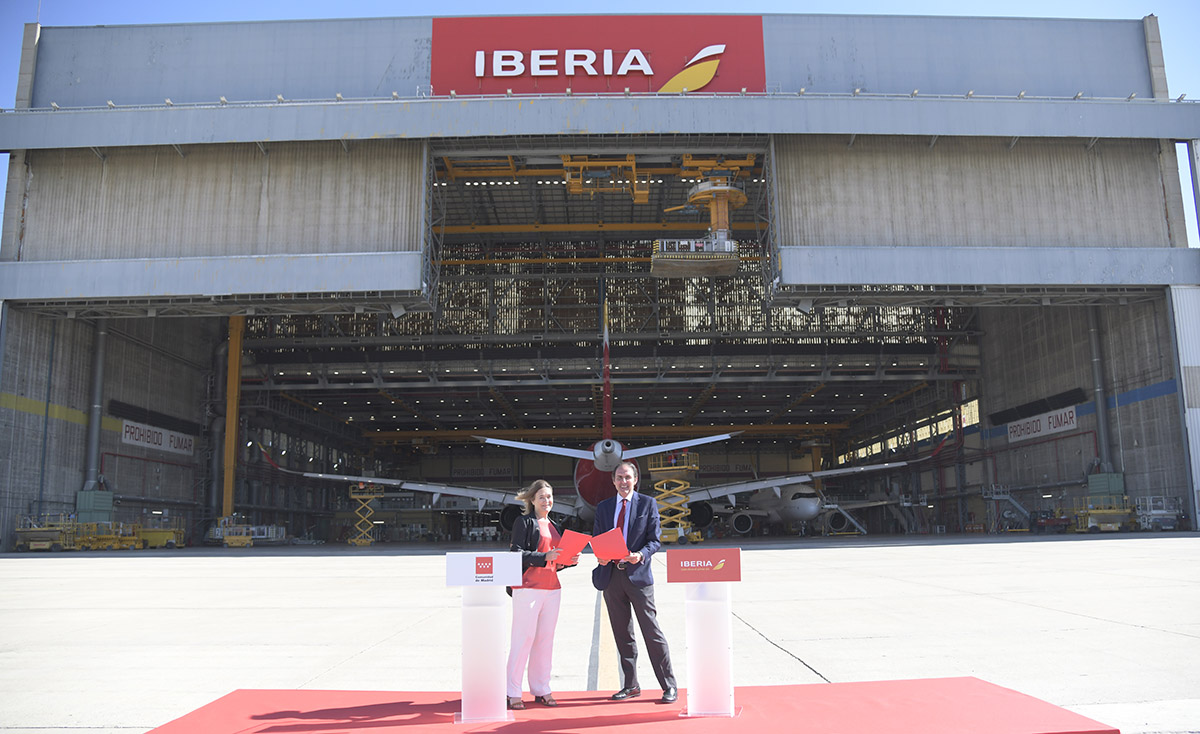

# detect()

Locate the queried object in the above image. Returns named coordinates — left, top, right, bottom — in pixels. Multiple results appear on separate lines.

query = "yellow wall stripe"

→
left=0, top=392, right=122, bottom=431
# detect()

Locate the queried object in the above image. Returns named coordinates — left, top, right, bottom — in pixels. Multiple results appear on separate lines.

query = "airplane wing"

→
left=623, top=432, right=744, bottom=459
left=808, top=461, right=910, bottom=480
left=257, top=445, right=580, bottom=517
left=679, top=459, right=913, bottom=504
left=471, top=436, right=594, bottom=461
left=681, top=473, right=814, bottom=503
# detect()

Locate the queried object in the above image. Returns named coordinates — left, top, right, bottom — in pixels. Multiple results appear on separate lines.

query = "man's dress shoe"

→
left=611, top=686, right=641, bottom=700
left=661, top=687, right=678, bottom=703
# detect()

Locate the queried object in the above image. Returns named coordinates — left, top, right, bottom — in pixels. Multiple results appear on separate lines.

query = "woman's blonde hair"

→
left=515, top=479, right=553, bottom=515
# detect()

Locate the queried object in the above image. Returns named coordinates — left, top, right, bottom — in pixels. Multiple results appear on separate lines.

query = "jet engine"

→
left=500, top=504, right=523, bottom=532
left=687, top=501, right=715, bottom=529
left=730, top=511, right=756, bottom=535
left=824, top=511, right=852, bottom=534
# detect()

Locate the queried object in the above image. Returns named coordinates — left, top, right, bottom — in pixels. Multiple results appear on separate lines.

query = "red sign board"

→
left=666, top=547, right=741, bottom=583
left=432, top=16, right=765, bottom=96
left=475, top=556, right=493, bottom=575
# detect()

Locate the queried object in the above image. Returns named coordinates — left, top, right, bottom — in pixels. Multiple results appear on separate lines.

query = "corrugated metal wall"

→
left=18, top=140, right=426, bottom=260
left=1168, top=285, right=1200, bottom=523
left=773, top=135, right=1171, bottom=248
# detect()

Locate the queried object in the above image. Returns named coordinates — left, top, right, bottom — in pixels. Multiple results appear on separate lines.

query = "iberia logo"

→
left=667, top=548, right=741, bottom=583
left=476, top=557, right=493, bottom=574
left=431, top=16, right=765, bottom=96
left=656, top=45, right=726, bottom=93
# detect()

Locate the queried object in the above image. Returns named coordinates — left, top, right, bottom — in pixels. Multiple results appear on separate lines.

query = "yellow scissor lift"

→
left=348, top=482, right=385, bottom=546
left=648, top=451, right=704, bottom=544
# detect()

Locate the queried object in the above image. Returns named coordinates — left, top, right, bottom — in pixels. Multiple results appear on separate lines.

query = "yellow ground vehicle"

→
left=137, top=518, right=185, bottom=548
left=649, top=452, right=705, bottom=544
left=1074, top=495, right=1137, bottom=533
left=14, top=515, right=78, bottom=552
left=76, top=522, right=142, bottom=550
left=220, top=520, right=254, bottom=547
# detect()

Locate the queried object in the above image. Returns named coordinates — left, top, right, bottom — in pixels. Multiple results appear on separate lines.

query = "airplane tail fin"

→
left=920, top=432, right=954, bottom=461
left=256, top=442, right=283, bottom=470
left=602, top=300, right=612, bottom=440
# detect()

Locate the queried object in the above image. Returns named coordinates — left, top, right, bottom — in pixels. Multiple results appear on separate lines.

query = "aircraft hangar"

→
left=1, top=12, right=1199, bottom=549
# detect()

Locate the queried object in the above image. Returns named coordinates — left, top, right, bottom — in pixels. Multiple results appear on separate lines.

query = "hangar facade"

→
left=1, top=13, right=1199, bottom=548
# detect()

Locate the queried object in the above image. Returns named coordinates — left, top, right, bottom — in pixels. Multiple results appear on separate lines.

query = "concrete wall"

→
left=773, top=135, right=1172, bottom=248
left=762, top=15, right=1151, bottom=98
left=30, top=19, right=433, bottom=108
left=977, top=302, right=1188, bottom=507
left=26, top=15, right=1151, bottom=106
left=10, top=140, right=425, bottom=261
left=0, top=311, right=222, bottom=549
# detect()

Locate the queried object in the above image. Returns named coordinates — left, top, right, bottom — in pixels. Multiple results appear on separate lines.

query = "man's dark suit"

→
left=591, top=490, right=676, bottom=693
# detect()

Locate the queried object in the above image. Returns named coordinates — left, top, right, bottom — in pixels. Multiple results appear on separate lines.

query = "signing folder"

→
left=589, top=527, right=630, bottom=561
left=555, top=529, right=591, bottom=561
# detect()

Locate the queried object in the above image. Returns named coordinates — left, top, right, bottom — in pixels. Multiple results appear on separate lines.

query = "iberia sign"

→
left=666, top=547, right=742, bottom=583
left=431, top=16, right=766, bottom=96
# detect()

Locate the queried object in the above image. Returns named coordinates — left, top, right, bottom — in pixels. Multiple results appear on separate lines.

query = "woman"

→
left=506, top=479, right=576, bottom=710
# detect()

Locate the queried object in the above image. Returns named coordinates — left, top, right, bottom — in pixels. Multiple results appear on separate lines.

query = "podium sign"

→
left=666, top=547, right=742, bottom=583
left=666, top=547, right=741, bottom=718
left=446, top=551, right=521, bottom=586
left=445, top=552, right=522, bottom=723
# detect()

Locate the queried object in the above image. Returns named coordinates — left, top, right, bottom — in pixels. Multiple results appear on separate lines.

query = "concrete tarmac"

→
left=1, top=533, right=1197, bottom=734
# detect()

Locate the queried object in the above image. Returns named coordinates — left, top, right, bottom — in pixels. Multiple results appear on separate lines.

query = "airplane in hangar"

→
left=258, top=304, right=930, bottom=535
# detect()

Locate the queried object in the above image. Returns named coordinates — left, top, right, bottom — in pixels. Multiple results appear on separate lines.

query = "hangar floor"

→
left=1, top=534, right=1196, bottom=734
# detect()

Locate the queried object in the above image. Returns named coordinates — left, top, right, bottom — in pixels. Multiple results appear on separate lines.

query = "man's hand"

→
left=597, top=557, right=611, bottom=566
left=622, top=551, right=643, bottom=565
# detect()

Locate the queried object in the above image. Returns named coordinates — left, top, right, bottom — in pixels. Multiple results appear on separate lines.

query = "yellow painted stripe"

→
left=0, top=392, right=122, bottom=431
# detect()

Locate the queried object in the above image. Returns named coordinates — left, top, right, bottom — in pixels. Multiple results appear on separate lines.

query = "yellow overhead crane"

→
left=654, top=154, right=755, bottom=277
left=560, top=154, right=651, bottom=203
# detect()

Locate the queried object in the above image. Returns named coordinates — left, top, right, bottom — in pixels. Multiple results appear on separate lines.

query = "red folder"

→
left=555, top=529, right=591, bottom=562
left=589, top=527, right=630, bottom=562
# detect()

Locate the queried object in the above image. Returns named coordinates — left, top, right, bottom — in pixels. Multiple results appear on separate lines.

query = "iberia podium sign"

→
left=666, top=547, right=742, bottom=583
left=431, top=16, right=766, bottom=96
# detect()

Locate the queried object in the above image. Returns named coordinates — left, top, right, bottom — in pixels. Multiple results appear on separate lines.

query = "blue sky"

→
left=2, top=0, right=1197, bottom=244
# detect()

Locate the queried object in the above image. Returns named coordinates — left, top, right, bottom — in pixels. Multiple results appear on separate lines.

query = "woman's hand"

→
left=544, top=548, right=561, bottom=563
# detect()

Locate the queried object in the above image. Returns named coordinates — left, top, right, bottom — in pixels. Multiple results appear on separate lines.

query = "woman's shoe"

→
left=534, top=693, right=558, bottom=707
left=507, top=697, right=525, bottom=710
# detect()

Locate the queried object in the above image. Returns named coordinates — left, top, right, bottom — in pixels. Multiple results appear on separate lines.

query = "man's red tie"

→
left=617, top=498, right=627, bottom=537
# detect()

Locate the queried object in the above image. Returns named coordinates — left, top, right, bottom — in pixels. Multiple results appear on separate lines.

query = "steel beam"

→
left=3, top=95, right=1199, bottom=152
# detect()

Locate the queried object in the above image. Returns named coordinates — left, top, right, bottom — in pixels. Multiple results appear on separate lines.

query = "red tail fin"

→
left=602, top=301, right=613, bottom=440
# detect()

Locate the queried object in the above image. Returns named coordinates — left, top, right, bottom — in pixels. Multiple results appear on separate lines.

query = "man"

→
left=591, top=460, right=678, bottom=704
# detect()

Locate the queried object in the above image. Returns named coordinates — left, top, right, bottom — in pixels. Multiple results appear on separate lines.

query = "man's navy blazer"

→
left=591, top=490, right=662, bottom=590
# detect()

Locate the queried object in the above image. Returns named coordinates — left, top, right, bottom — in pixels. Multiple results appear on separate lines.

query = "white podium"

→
left=445, top=551, right=522, bottom=723
left=666, top=547, right=742, bottom=717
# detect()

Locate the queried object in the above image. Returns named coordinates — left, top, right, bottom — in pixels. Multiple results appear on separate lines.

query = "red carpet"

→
left=149, top=677, right=1118, bottom=733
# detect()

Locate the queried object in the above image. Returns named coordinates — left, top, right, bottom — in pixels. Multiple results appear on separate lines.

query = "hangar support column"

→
left=221, top=317, right=245, bottom=518
left=80, top=319, right=107, bottom=492
left=1142, top=15, right=1188, bottom=246
left=1167, top=287, right=1200, bottom=528
left=1087, top=308, right=1113, bottom=473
